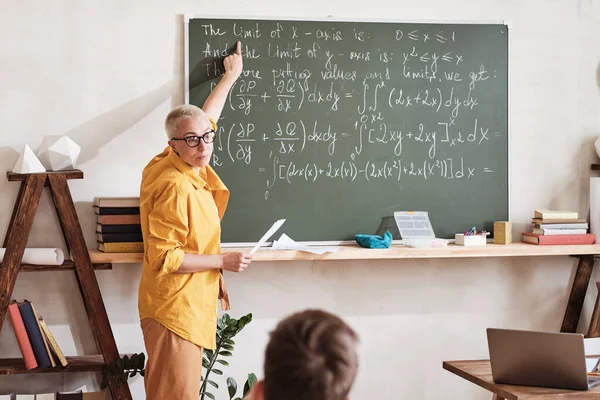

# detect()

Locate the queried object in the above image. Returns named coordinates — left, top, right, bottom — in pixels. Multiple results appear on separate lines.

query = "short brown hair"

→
left=263, top=309, right=359, bottom=400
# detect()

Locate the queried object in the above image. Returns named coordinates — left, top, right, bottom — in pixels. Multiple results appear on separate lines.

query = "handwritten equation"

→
left=189, top=19, right=508, bottom=206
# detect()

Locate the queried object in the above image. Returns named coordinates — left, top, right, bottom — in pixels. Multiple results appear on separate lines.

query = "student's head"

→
left=250, top=309, right=359, bottom=400
left=165, top=104, right=215, bottom=168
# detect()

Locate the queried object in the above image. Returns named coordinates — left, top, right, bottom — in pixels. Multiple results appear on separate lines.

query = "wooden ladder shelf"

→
left=0, top=170, right=131, bottom=400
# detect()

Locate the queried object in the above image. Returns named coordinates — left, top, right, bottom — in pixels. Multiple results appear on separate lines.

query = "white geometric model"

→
left=38, top=135, right=81, bottom=170
left=12, top=144, right=46, bottom=174
left=595, top=136, right=600, bottom=160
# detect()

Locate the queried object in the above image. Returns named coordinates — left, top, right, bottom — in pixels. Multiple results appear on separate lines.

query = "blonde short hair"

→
left=165, top=104, right=207, bottom=139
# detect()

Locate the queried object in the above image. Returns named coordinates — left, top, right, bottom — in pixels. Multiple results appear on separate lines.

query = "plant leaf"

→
left=207, top=379, right=219, bottom=389
left=243, top=373, right=258, bottom=396
left=200, top=391, right=215, bottom=400
left=216, top=359, right=230, bottom=366
left=223, top=338, right=236, bottom=346
left=222, top=344, right=234, bottom=351
left=212, top=368, right=223, bottom=375
left=227, top=377, right=238, bottom=399
left=202, top=358, right=210, bottom=368
left=219, top=350, right=233, bottom=357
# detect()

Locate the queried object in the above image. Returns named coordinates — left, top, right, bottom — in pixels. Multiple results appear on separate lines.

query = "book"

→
left=93, top=197, right=140, bottom=208
left=96, top=223, right=141, bottom=234
left=94, top=206, right=140, bottom=215
left=533, top=210, right=579, bottom=219
left=7, top=301, right=37, bottom=370
left=15, top=396, right=34, bottom=400
left=82, top=393, right=109, bottom=400
left=522, top=232, right=596, bottom=245
left=38, top=317, right=68, bottom=367
left=34, top=394, right=55, bottom=400
left=56, top=391, right=83, bottom=400
left=533, top=223, right=588, bottom=229
left=96, top=232, right=143, bottom=243
left=531, top=218, right=587, bottom=224
left=29, top=302, right=56, bottom=367
left=17, top=301, right=52, bottom=368
left=531, top=228, right=588, bottom=235
left=96, top=214, right=140, bottom=225
left=98, top=242, right=144, bottom=253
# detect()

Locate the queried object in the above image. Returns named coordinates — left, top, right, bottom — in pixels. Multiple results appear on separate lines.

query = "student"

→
left=137, top=42, right=252, bottom=400
left=249, top=309, right=360, bottom=400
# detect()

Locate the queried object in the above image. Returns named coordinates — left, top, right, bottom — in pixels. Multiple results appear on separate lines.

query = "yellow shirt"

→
left=137, top=143, right=230, bottom=350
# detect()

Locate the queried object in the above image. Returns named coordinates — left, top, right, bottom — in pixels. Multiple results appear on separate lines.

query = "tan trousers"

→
left=141, top=318, right=203, bottom=400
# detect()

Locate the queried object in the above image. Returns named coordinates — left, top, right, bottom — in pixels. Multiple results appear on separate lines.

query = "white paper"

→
left=250, top=219, right=286, bottom=254
left=0, top=248, right=64, bottom=265
left=586, top=357, right=600, bottom=373
left=591, top=178, right=600, bottom=243
left=271, top=233, right=339, bottom=254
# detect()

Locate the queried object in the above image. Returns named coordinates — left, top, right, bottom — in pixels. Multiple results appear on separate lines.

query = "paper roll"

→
left=0, top=248, right=65, bottom=265
left=590, top=178, right=600, bottom=243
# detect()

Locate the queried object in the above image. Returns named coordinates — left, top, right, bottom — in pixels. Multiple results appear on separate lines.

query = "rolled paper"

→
left=0, top=248, right=65, bottom=265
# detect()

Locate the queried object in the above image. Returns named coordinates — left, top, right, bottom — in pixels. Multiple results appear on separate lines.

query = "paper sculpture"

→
left=12, top=144, right=46, bottom=173
left=38, top=135, right=81, bottom=170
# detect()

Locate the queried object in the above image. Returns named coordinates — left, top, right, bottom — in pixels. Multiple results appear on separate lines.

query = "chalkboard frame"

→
left=182, top=14, right=512, bottom=246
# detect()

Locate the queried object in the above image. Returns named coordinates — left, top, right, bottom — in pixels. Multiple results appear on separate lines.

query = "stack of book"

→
left=522, top=209, right=596, bottom=245
left=7, top=300, right=67, bottom=370
left=95, top=197, right=143, bottom=253
left=1, top=392, right=107, bottom=399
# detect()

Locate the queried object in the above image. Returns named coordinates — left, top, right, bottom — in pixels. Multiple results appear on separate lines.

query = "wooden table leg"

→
left=561, top=255, right=596, bottom=333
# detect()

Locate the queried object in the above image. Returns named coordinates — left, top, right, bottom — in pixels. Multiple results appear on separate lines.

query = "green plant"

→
left=101, top=353, right=145, bottom=389
left=200, top=313, right=254, bottom=400
left=226, top=373, right=258, bottom=400
left=100, top=313, right=255, bottom=397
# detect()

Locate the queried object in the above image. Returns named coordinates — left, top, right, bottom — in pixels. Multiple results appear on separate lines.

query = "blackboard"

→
left=185, top=17, right=509, bottom=243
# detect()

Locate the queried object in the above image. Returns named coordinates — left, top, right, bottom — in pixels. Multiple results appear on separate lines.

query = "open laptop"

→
left=487, top=328, right=600, bottom=390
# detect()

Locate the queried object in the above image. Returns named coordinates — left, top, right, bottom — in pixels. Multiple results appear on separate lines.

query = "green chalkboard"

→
left=186, top=17, right=508, bottom=243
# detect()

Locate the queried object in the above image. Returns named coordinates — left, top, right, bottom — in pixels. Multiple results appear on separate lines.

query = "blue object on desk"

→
left=355, top=231, right=393, bottom=249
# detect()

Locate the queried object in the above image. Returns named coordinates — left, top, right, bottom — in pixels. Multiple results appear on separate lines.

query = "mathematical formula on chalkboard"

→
left=186, top=18, right=508, bottom=242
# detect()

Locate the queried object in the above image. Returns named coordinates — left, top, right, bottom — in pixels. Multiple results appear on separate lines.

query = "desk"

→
left=443, top=359, right=600, bottom=399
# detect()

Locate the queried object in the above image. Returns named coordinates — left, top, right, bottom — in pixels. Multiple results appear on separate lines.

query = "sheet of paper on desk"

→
left=586, top=358, right=600, bottom=373
left=271, top=234, right=339, bottom=255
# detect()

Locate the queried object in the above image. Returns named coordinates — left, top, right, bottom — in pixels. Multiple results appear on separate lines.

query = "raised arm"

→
left=202, top=40, right=244, bottom=122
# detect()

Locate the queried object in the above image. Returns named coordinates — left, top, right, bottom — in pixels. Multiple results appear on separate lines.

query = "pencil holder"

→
left=455, top=233, right=487, bottom=246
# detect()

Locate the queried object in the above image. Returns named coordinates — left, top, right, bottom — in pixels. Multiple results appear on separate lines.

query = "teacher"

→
left=137, top=41, right=251, bottom=400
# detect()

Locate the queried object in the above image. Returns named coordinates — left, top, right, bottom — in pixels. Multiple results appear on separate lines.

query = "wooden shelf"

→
left=6, top=170, right=84, bottom=181
left=0, top=355, right=106, bottom=374
left=88, top=243, right=600, bottom=264
left=2, top=261, right=112, bottom=272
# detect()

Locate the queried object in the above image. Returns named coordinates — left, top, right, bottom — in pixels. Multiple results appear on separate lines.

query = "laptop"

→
left=487, top=328, right=600, bottom=390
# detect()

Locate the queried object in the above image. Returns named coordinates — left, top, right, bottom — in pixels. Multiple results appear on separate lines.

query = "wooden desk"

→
left=443, top=359, right=600, bottom=399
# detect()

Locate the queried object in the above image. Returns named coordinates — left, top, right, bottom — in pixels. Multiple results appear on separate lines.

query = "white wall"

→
left=1, top=0, right=600, bottom=399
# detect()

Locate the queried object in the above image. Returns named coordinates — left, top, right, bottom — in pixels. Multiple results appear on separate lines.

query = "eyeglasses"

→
left=171, top=130, right=216, bottom=147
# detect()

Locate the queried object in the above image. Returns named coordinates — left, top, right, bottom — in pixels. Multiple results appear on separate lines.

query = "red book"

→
left=522, top=232, right=596, bottom=245
left=7, top=301, right=38, bottom=369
